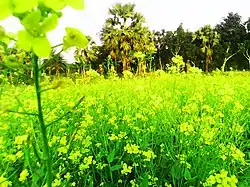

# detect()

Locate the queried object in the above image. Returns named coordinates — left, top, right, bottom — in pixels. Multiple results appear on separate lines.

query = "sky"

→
left=0, top=0, right=250, bottom=62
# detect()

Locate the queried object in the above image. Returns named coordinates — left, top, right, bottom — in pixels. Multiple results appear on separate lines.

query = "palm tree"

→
left=74, top=36, right=97, bottom=76
left=100, top=3, right=155, bottom=73
left=193, top=25, right=220, bottom=72
left=43, top=50, right=67, bottom=76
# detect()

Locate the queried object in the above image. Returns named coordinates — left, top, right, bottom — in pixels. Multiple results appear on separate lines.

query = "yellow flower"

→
left=142, top=150, right=156, bottom=161
left=52, top=179, right=61, bottom=187
left=15, top=151, right=23, bottom=159
left=124, top=144, right=141, bottom=154
left=60, top=136, right=67, bottom=146
left=69, top=150, right=82, bottom=162
left=19, top=169, right=29, bottom=182
left=108, top=134, right=118, bottom=141
left=96, top=162, right=108, bottom=170
left=14, top=135, right=28, bottom=146
left=64, top=172, right=71, bottom=180
left=164, top=182, right=172, bottom=187
left=179, top=122, right=195, bottom=136
left=95, top=143, right=102, bottom=147
left=58, top=146, right=68, bottom=156
left=79, top=156, right=93, bottom=170
left=206, top=175, right=216, bottom=185
left=0, top=175, right=12, bottom=187
left=49, top=136, right=58, bottom=147
left=121, top=163, right=132, bottom=175
left=118, top=132, right=127, bottom=139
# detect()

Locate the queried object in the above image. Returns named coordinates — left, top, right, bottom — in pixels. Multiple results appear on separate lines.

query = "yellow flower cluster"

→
left=124, top=144, right=141, bottom=154
left=142, top=150, right=156, bottom=161
left=148, top=175, right=159, bottom=185
left=121, top=163, right=133, bottom=175
left=182, top=103, right=198, bottom=114
left=19, top=169, right=29, bottom=182
left=180, top=122, right=195, bottom=136
left=203, top=169, right=238, bottom=187
left=108, top=132, right=128, bottom=141
left=219, top=143, right=246, bottom=164
left=0, top=175, right=12, bottom=187
left=79, top=156, right=95, bottom=170
left=201, top=127, right=218, bottom=145
left=124, top=144, right=156, bottom=162
left=14, top=135, right=28, bottom=149
left=69, top=150, right=82, bottom=162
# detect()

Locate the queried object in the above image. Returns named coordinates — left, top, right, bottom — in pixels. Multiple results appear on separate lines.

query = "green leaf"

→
left=41, top=14, right=59, bottom=33
left=17, top=30, right=34, bottom=51
left=43, top=0, right=66, bottom=10
left=0, top=26, right=6, bottom=39
left=0, top=0, right=12, bottom=20
left=13, top=0, right=38, bottom=13
left=110, top=165, right=122, bottom=171
left=140, top=173, right=149, bottom=187
left=184, top=168, right=191, bottom=180
left=63, top=27, right=88, bottom=50
left=21, top=10, right=41, bottom=31
left=32, top=37, right=51, bottom=57
left=5, top=56, right=23, bottom=69
left=67, top=0, right=84, bottom=10
left=171, top=164, right=182, bottom=179
left=107, top=149, right=115, bottom=163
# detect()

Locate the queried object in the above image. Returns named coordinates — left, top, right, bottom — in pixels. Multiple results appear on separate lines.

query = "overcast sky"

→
left=0, top=0, right=250, bottom=62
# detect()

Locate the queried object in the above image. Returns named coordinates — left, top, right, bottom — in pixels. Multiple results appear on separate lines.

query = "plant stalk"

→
left=32, top=54, right=52, bottom=187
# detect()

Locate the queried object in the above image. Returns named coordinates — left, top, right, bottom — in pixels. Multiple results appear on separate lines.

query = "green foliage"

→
left=0, top=73, right=250, bottom=186
left=193, top=25, right=220, bottom=72
left=167, top=55, right=185, bottom=73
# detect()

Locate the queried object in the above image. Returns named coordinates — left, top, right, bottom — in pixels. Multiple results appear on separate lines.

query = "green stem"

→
left=32, top=54, right=52, bottom=187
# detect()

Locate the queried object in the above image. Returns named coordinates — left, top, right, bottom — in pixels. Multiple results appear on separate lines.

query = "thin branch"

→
left=246, top=49, right=250, bottom=59
left=14, top=95, right=26, bottom=111
left=4, top=109, right=38, bottom=116
left=224, top=50, right=239, bottom=62
left=40, top=81, right=63, bottom=93
left=51, top=43, right=63, bottom=49
left=46, top=96, right=85, bottom=128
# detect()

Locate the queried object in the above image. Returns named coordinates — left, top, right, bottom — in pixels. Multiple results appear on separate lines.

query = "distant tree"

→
left=43, top=50, right=67, bottom=76
left=193, top=25, right=220, bottom=72
left=240, top=17, right=250, bottom=69
left=215, top=12, right=246, bottom=71
left=74, top=36, right=98, bottom=76
left=154, top=24, right=200, bottom=71
left=153, top=29, right=169, bottom=70
left=100, top=3, right=155, bottom=73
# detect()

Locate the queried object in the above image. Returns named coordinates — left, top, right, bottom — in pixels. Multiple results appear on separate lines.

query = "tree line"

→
left=1, top=3, right=250, bottom=79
